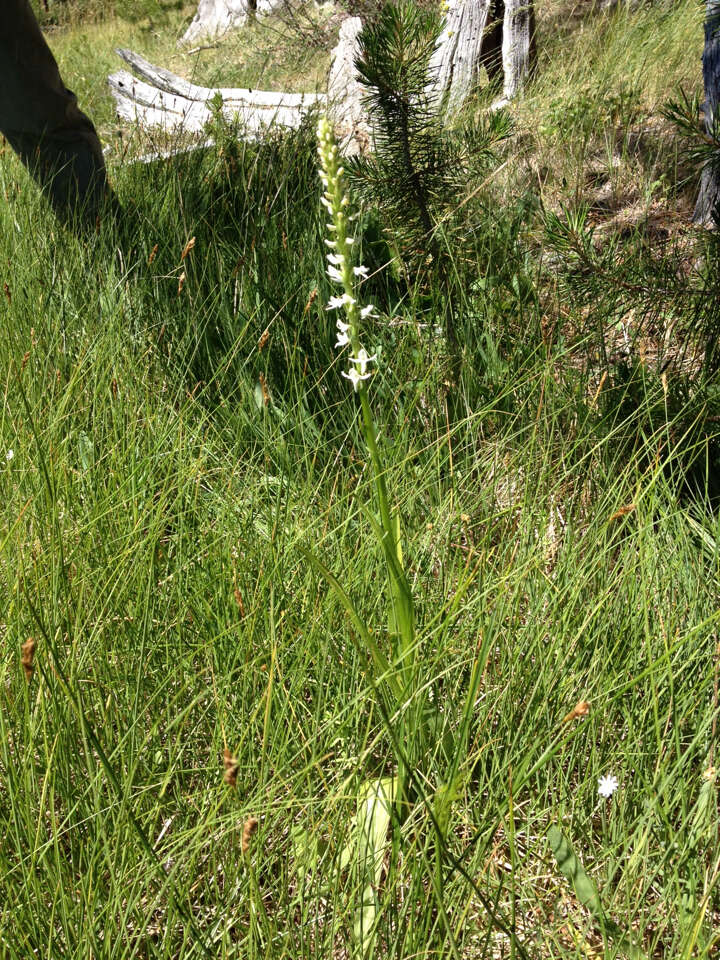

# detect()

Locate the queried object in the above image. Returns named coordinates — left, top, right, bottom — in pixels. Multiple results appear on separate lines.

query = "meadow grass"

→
left=1, top=1, right=719, bottom=956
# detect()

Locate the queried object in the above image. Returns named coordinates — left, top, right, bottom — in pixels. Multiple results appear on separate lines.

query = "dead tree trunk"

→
left=694, top=0, right=720, bottom=225
left=428, top=0, right=491, bottom=115
left=428, top=0, right=535, bottom=114
left=180, top=0, right=287, bottom=45
left=501, top=0, right=536, bottom=102
left=181, top=0, right=252, bottom=45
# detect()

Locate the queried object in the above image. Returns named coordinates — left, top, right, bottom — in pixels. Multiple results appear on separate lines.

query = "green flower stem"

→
left=317, top=114, right=417, bottom=816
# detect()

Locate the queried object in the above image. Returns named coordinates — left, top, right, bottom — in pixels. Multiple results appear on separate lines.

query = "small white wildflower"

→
left=349, top=347, right=377, bottom=375
left=342, top=367, right=371, bottom=391
left=327, top=264, right=343, bottom=283
left=353, top=265, right=369, bottom=278
left=360, top=304, right=377, bottom=319
left=320, top=196, right=333, bottom=211
left=324, top=239, right=337, bottom=249
left=336, top=319, right=350, bottom=333
left=335, top=330, right=351, bottom=348
left=327, top=253, right=345, bottom=267
left=6, top=449, right=13, bottom=462
left=598, top=774, right=619, bottom=798
left=345, top=237, right=355, bottom=245
left=326, top=295, right=346, bottom=311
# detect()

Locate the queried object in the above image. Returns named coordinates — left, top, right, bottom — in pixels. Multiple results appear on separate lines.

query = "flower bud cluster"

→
left=317, top=115, right=377, bottom=392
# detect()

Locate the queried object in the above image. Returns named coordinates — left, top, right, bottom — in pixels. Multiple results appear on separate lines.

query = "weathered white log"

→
left=108, top=48, right=325, bottom=138
left=326, top=17, right=371, bottom=154
left=115, top=49, right=320, bottom=108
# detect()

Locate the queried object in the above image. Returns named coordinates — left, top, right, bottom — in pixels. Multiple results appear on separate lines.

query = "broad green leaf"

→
left=77, top=430, right=94, bottom=472
left=354, top=777, right=394, bottom=956
left=548, top=826, right=647, bottom=960
left=547, top=826, right=603, bottom=913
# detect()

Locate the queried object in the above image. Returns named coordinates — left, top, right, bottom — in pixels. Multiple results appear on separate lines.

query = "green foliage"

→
left=543, top=201, right=720, bottom=498
left=348, top=1, right=512, bottom=358
left=539, top=81, right=642, bottom=141
left=664, top=88, right=720, bottom=223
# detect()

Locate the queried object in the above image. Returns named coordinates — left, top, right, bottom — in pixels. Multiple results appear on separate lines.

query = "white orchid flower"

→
left=349, top=348, right=377, bottom=375
left=342, top=367, right=371, bottom=391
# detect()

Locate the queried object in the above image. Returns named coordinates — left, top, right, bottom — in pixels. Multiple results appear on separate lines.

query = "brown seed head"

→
left=258, top=373, right=270, bottom=406
left=303, top=289, right=318, bottom=316
left=609, top=504, right=636, bottom=523
left=233, top=586, right=246, bottom=617
left=177, top=271, right=186, bottom=295
left=257, top=328, right=270, bottom=352
left=223, top=748, right=239, bottom=788
left=562, top=700, right=590, bottom=724
left=242, top=817, right=259, bottom=854
left=147, top=243, right=159, bottom=266
left=180, top=236, right=196, bottom=261
left=21, top=638, right=36, bottom=681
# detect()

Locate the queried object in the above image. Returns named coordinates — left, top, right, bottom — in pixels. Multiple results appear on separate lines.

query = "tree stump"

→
left=428, top=0, right=536, bottom=114
left=181, top=0, right=252, bottom=46
left=327, top=17, right=371, bottom=154
left=180, top=0, right=290, bottom=45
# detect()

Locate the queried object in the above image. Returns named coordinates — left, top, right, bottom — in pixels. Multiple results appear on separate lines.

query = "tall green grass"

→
left=0, top=2, right=719, bottom=956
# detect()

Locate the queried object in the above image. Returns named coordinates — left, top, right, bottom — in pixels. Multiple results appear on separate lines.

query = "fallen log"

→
left=108, top=48, right=326, bottom=138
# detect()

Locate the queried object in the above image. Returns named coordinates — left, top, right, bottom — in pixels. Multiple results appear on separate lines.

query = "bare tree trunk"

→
left=501, top=0, right=536, bottom=101
left=327, top=17, right=372, bottom=154
left=180, top=0, right=252, bottom=45
left=694, top=0, right=720, bottom=226
left=428, top=0, right=535, bottom=115
left=427, top=0, right=493, bottom=115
